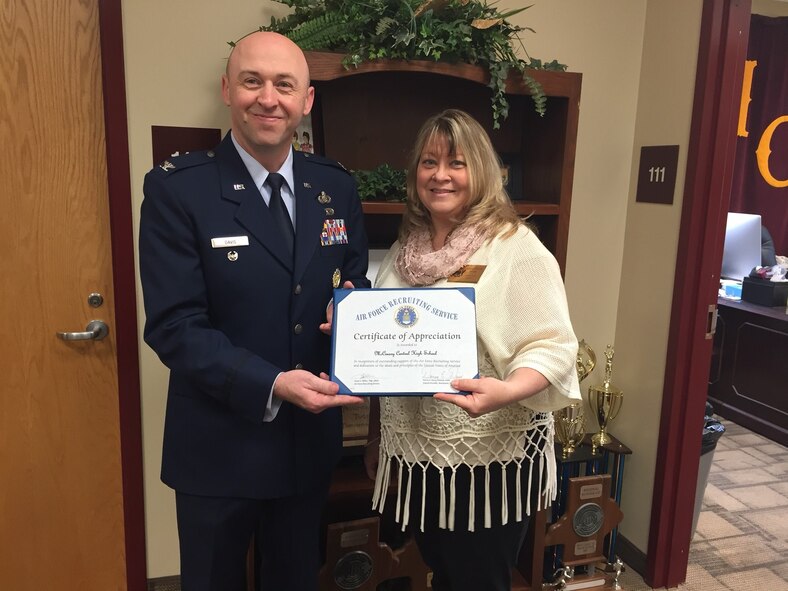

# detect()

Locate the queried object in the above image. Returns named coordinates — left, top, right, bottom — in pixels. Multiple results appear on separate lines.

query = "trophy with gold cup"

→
left=554, top=340, right=596, bottom=458
left=589, top=345, right=623, bottom=450
left=575, top=338, right=597, bottom=383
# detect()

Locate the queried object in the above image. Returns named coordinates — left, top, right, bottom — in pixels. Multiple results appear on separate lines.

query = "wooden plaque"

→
left=318, top=517, right=431, bottom=591
left=150, top=125, right=221, bottom=166
left=319, top=517, right=394, bottom=591
left=544, top=474, right=623, bottom=567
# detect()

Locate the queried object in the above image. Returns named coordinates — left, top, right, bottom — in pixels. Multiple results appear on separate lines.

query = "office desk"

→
left=708, top=297, right=788, bottom=446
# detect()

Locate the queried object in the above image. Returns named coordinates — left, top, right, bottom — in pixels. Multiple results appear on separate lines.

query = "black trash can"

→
left=692, top=403, right=725, bottom=538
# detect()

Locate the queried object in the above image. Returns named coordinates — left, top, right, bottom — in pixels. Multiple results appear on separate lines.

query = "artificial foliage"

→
left=244, top=0, right=567, bottom=128
left=352, top=163, right=407, bottom=202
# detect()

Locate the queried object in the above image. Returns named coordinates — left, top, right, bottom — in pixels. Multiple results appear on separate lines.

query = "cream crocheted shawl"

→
left=371, top=225, right=581, bottom=532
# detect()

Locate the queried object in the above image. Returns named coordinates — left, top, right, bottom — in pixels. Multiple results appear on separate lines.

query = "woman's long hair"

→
left=399, top=109, right=523, bottom=243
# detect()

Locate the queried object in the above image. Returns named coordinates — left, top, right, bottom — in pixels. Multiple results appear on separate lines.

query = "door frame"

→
left=98, top=0, right=146, bottom=588
left=647, top=0, right=751, bottom=587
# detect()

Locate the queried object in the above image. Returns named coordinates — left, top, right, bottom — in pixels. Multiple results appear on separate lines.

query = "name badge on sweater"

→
left=447, top=265, right=486, bottom=283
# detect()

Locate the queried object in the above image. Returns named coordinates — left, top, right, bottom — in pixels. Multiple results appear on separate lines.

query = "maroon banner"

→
left=729, top=15, right=787, bottom=255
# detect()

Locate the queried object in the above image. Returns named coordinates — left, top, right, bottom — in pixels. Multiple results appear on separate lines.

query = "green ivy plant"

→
left=352, top=164, right=407, bottom=201
left=246, top=0, right=567, bottom=128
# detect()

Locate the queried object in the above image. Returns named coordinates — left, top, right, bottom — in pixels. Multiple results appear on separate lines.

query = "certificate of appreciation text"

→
left=330, top=287, right=478, bottom=395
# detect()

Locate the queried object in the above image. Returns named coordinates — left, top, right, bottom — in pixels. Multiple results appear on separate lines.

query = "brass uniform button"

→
left=294, top=284, right=302, bottom=295
left=293, top=324, right=303, bottom=335
left=294, top=363, right=303, bottom=370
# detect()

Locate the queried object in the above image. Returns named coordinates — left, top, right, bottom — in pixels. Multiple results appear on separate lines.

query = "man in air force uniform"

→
left=139, top=32, right=369, bottom=591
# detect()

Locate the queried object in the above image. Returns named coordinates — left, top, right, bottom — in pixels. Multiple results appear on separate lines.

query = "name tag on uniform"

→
left=211, top=236, right=249, bottom=248
left=447, top=265, right=486, bottom=283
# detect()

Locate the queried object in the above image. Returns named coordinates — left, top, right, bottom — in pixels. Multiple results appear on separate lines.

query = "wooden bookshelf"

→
left=305, top=51, right=581, bottom=273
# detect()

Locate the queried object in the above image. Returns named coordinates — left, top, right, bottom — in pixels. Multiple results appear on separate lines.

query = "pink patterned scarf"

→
left=395, top=224, right=488, bottom=286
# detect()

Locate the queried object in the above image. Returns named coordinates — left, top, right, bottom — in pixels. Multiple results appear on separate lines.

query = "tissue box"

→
left=741, top=276, right=788, bottom=307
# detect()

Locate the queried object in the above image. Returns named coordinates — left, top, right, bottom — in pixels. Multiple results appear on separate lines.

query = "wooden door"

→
left=0, top=0, right=131, bottom=587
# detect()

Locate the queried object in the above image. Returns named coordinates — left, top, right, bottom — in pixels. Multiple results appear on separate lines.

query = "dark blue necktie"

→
left=265, top=172, right=294, bottom=258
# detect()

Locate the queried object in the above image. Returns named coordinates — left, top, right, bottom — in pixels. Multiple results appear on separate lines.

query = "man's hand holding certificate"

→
left=330, top=288, right=478, bottom=395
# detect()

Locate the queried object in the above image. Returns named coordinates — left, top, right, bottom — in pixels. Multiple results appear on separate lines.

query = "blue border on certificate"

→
left=330, top=287, right=478, bottom=396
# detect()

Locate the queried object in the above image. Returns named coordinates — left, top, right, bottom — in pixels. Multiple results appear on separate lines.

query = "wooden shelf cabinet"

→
left=304, top=51, right=582, bottom=273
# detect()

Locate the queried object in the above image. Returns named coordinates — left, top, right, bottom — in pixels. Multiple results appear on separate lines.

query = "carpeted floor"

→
left=617, top=419, right=788, bottom=590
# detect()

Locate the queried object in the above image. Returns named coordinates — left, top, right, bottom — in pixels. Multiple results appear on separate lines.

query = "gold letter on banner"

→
left=738, top=60, right=757, bottom=138
left=756, top=116, right=788, bottom=188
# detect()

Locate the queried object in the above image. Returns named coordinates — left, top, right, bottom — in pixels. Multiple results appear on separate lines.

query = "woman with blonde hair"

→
left=364, top=109, right=581, bottom=591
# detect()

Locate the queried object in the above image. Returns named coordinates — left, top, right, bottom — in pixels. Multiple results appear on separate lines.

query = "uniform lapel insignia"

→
left=160, top=160, right=175, bottom=171
left=233, top=183, right=245, bottom=190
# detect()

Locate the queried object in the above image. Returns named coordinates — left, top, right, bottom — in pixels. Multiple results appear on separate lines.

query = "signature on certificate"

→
left=420, top=368, right=461, bottom=384
left=353, top=373, right=380, bottom=386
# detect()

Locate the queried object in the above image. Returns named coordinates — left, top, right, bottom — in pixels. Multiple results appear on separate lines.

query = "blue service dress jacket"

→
left=139, top=132, right=370, bottom=499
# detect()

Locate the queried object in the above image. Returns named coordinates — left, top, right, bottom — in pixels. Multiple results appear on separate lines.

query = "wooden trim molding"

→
left=98, top=0, right=147, bottom=588
left=646, top=0, right=751, bottom=587
left=616, top=534, right=648, bottom=580
left=305, top=50, right=581, bottom=98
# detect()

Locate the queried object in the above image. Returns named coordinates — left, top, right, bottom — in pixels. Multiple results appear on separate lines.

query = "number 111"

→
left=649, top=166, right=666, bottom=182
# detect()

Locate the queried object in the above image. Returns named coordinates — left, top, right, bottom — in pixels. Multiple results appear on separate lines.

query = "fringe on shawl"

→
left=371, top=421, right=558, bottom=532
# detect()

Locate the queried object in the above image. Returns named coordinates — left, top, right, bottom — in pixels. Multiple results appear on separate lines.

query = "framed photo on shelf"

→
left=293, top=112, right=318, bottom=155
left=500, top=152, right=524, bottom=200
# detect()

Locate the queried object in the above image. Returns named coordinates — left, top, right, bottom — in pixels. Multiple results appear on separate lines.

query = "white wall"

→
left=752, top=0, right=788, bottom=17
left=508, top=0, right=646, bottom=360
left=124, top=0, right=705, bottom=577
left=122, top=0, right=278, bottom=576
left=611, top=0, right=703, bottom=550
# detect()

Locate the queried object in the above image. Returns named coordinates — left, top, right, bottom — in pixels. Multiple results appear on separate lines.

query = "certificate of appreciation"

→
left=330, top=287, right=478, bottom=395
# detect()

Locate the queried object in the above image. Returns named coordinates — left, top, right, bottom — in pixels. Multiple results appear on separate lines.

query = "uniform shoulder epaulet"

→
left=152, top=149, right=217, bottom=176
left=300, top=151, right=350, bottom=175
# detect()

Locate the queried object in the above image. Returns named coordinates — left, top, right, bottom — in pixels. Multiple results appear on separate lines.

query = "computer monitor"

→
left=720, top=212, right=762, bottom=280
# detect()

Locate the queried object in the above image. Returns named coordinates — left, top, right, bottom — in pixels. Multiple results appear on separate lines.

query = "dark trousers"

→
left=175, top=486, right=329, bottom=591
left=415, top=518, right=529, bottom=591
left=407, top=462, right=538, bottom=591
